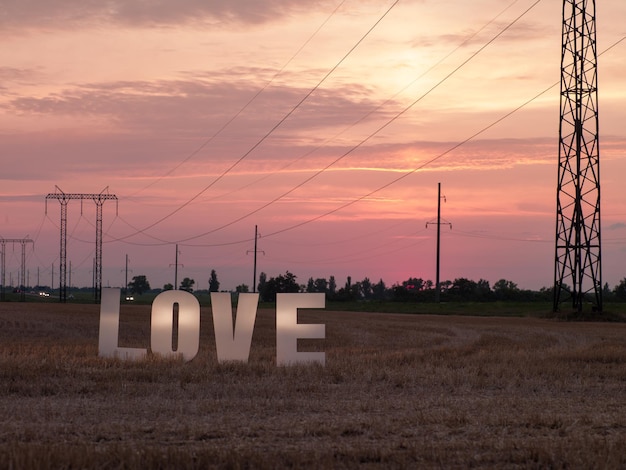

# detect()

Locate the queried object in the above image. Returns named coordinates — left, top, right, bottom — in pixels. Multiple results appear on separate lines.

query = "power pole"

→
left=45, top=186, right=118, bottom=303
left=247, top=225, right=265, bottom=293
left=124, top=254, right=130, bottom=294
left=426, top=183, right=451, bottom=303
left=170, top=244, right=183, bottom=289
left=0, top=240, right=4, bottom=301
left=554, top=0, right=601, bottom=313
left=68, top=261, right=72, bottom=297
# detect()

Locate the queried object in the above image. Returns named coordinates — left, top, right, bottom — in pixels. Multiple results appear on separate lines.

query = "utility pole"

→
left=170, top=244, right=183, bottom=290
left=426, top=183, right=451, bottom=303
left=0, top=240, right=4, bottom=301
left=247, top=225, right=265, bottom=293
left=68, top=261, right=72, bottom=297
left=124, top=254, right=130, bottom=294
left=554, top=0, right=601, bottom=313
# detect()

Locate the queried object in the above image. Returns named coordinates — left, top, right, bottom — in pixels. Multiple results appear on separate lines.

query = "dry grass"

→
left=0, top=302, right=625, bottom=469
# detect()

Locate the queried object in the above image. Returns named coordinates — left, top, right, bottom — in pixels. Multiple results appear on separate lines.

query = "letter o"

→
left=151, top=290, right=200, bottom=362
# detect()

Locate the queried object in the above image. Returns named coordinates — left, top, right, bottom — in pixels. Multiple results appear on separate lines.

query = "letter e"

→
left=276, top=293, right=325, bottom=366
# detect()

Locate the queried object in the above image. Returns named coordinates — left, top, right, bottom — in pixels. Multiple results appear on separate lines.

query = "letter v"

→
left=211, top=292, right=258, bottom=363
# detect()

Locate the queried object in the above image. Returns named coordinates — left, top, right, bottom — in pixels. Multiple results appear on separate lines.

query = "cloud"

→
left=0, top=194, right=42, bottom=203
left=0, top=67, right=44, bottom=96
left=3, top=75, right=392, bottom=142
left=0, top=66, right=40, bottom=82
left=0, top=74, right=399, bottom=183
left=606, top=222, right=626, bottom=231
left=0, top=0, right=334, bottom=30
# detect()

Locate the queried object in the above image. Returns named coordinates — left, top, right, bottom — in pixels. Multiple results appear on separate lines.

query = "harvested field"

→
left=0, top=301, right=625, bottom=469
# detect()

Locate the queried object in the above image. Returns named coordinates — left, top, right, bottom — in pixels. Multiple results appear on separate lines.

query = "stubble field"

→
left=0, top=301, right=625, bottom=469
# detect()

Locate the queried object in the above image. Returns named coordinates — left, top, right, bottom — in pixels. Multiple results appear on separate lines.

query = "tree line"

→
left=124, top=270, right=626, bottom=303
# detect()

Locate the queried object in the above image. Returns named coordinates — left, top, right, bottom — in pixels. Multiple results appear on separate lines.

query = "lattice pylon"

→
left=553, top=0, right=601, bottom=313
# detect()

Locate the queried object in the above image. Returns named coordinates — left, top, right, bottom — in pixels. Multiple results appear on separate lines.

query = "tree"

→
left=350, top=281, right=362, bottom=300
left=314, top=277, right=328, bottom=294
left=493, top=279, right=520, bottom=300
left=403, top=278, right=425, bottom=291
left=258, top=272, right=267, bottom=297
left=450, top=278, right=478, bottom=300
left=262, top=271, right=300, bottom=302
left=360, top=277, right=373, bottom=299
left=180, top=277, right=195, bottom=292
left=128, top=275, right=150, bottom=295
left=475, top=279, right=492, bottom=301
left=305, top=277, right=328, bottom=294
left=235, top=284, right=249, bottom=293
left=613, top=278, right=626, bottom=301
left=372, top=279, right=387, bottom=300
left=603, top=282, right=613, bottom=301
left=163, top=283, right=174, bottom=291
left=328, top=276, right=337, bottom=295
left=209, top=269, right=220, bottom=292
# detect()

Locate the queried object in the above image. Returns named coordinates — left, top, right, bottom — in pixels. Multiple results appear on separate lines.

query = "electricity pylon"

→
left=45, top=186, right=118, bottom=303
left=553, top=0, right=601, bottom=313
left=0, top=238, right=34, bottom=301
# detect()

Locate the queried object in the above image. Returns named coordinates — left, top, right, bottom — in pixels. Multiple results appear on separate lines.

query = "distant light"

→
left=125, top=296, right=134, bottom=301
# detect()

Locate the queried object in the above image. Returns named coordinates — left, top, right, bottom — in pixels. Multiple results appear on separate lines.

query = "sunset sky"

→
left=1, top=0, right=626, bottom=293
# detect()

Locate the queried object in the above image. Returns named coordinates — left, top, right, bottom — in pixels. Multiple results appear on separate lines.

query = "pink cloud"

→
left=0, top=0, right=337, bottom=30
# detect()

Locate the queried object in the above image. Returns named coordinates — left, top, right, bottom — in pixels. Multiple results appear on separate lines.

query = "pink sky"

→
left=1, top=0, right=626, bottom=292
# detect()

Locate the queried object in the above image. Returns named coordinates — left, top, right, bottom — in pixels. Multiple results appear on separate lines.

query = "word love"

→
left=98, top=288, right=325, bottom=366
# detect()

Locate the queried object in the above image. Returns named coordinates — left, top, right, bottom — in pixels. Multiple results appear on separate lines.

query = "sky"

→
left=1, top=0, right=626, bottom=293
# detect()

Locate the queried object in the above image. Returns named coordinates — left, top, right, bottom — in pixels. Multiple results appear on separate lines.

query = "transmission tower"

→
left=0, top=238, right=34, bottom=301
left=45, top=186, right=118, bottom=303
left=553, top=0, right=601, bottom=313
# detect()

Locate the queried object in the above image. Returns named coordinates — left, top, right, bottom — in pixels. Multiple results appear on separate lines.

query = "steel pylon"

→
left=553, top=0, right=601, bottom=313
left=45, top=187, right=118, bottom=303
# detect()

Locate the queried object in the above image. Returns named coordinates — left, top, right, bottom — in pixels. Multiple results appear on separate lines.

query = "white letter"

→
left=276, top=293, right=325, bottom=366
left=211, top=292, right=258, bottom=363
left=151, top=290, right=200, bottom=362
left=98, top=288, right=147, bottom=360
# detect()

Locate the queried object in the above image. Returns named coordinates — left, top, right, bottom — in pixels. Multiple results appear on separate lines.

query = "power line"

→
left=108, top=32, right=625, bottom=252
left=96, top=9, right=625, bottom=258
left=126, top=0, right=348, bottom=199
left=167, top=0, right=545, bottom=244
left=449, top=229, right=550, bottom=243
left=99, top=0, right=539, bottom=248
left=113, top=0, right=400, bottom=242
left=264, top=228, right=429, bottom=266
left=184, top=0, right=523, bottom=210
